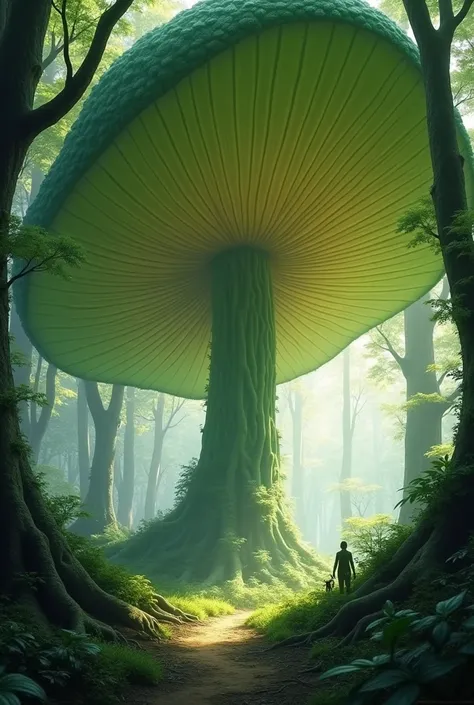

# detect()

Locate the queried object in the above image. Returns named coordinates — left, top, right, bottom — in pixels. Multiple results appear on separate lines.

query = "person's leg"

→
left=346, top=573, right=352, bottom=594
left=338, top=575, right=344, bottom=594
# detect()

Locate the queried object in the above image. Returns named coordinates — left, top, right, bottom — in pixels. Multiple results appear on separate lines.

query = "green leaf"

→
left=432, top=621, right=450, bottom=647
left=0, top=674, right=45, bottom=700
left=382, top=617, right=413, bottom=648
left=366, top=617, right=388, bottom=632
left=412, top=616, right=437, bottom=632
left=384, top=683, right=420, bottom=705
left=350, top=659, right=377, bottom=668
left=320, top=665, right=362, bottom=680
left=459, top=642, right=474, bottom=655
left=359, top=669, right=409, bottom=692
left=371, top=655, right=391, bottom=666
left=436, top=592, right=466, bottom=616
left=0, top=693, right=21, bottom=705
left=463, top=616, right=474, bottom=630
left=418, top=657, right=464, bottom=683
left=394, top=610, right=419, bottom=619
left=383, top=600, right=396, bottom=617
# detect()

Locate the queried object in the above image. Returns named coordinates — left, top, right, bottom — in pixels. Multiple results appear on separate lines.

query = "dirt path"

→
left=131, top=611, right=319, bottom=705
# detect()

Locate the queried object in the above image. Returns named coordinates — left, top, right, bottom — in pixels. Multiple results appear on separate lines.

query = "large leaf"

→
left=463, top=616, right=474, bottom=630
left=384, top=683, right=420, bottom=705
left=432, top=621, right=450, bottom=647
left=459, top=641, right=474, bottom=655
left=0, top=674, right=45, bottom=700
left=320, top=664, right=362, bottom=680
left=436, top=592, right=466, bottom=616
left=0, top=693, right=21, bottom=705
left=412, top=615, right=437, bottom=632
left=350, top=659, right=377, bottom=668
left=366, top=617, right=388, bottom=632
left=382, top=617, right=413, bottom=648
left=418, top=657, right=464, bottom=683
left=359, top=669, right=409, bottom=692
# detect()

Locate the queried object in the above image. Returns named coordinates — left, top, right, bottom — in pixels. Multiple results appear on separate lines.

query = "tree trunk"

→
left=399, top=294, right=444, bottom=523
left=77, top=379, right=90, bottom=499
left=117, top=387, right=135, bottom=529
left=72, top=383, right=124, bottom=536
left=289, top=388, right=305, bottom=532
left=29, top=357, right=57, bottom=462
left=144, top=393, right=165, bottom=521
left=114, top=247, right=323, bottom=584
left=340, top=348, right=353, bottom=522
left=274, top=4, right=474, bottom=647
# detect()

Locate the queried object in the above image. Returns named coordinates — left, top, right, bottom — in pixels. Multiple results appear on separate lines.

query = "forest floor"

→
left=130, top=611, right=320, bottom=705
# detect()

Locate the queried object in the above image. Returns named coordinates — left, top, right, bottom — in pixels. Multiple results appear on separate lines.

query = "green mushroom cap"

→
left=17, top=0, right=474, bottom=399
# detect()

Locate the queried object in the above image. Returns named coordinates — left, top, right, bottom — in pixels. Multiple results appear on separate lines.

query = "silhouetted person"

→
left=332, top=541, right=356, bottom=594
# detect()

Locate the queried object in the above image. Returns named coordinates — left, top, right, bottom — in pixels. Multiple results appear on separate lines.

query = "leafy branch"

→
left=1, top=215, right=83, bottom=289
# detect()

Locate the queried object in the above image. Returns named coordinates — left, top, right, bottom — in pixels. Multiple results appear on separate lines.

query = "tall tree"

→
left=117, top=386, right=135, bottom=529
left=144, top=394, right=185, bottom=521
left=338, top=348, right=364, bottom=523
left=370, top=289, right=460, bottom=523
left=284, top=0, right=474, bottom=646
left=0, top=0, right=178, bottom=635
left=76, top=378, right=90, bottom=499
left=72, top=382, right=124, bottom=536
left=29, top=355, right=57, bottom=461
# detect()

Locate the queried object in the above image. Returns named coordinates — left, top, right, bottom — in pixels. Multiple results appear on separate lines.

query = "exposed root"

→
left=337, top=610, right=382, bottom=647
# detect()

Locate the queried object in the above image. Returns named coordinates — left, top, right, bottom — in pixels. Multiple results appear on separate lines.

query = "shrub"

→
left=320, top=591, right=474, bottom=703
left=342, top=514, right=412, bottom=582
left=0, top=667, right=45, bottom=705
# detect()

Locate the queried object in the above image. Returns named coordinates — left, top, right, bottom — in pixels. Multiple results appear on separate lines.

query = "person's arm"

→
left=332, top=552, right=339, bottom=578
left=349, top=552, right=356, bottom=578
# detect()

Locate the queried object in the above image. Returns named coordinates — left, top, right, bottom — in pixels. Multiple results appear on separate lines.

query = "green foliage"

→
left=396, top=455, right=453, bottom=513
left=35, top=465, right=77, bottom=499
left=0, top=618, right=161, bottom=705
left=247, top=589, right=348, bottom=642
left=0, top=385, right=47, bottom=410
left=320, top=591, right=474, bottom=704
left=342, top=515, right=412, bottom=582
left=397, top=196, right=440, bottom=252
left=0, top=667, right=45, bottom=705
left=2, top=215, right=83, bottom=287
left=173, top=457, right=198, bottom=507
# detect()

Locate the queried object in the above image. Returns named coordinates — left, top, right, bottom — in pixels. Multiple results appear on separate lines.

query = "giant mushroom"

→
left=17, top=0, right=474, bottom=584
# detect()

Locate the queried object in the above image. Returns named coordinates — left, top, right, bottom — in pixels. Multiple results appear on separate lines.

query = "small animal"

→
left=324, top=577, right=335, bottom=592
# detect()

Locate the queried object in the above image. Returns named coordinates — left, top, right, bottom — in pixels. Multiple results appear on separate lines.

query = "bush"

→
left=342, top=514, right=412, bottom=583
left=320, top=591, right=474, bottom=704
left=0, top=618, right=162, bottom=705
left=248, top=589, right=348, bottom=642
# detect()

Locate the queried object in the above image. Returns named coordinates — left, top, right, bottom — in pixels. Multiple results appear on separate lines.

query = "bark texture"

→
left=72, top=383, right=124, bottom=536
left=77, top=379, right=90, bottom=499
left=274, top=0, right=474, bottom=647
left=114, top=247, right=324, bottom=584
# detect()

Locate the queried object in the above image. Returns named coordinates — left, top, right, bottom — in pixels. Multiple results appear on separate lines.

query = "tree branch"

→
left=108, top=383, right=125, bottom=418
left=402, top=0, right=437, bottom=41
left=454, top=0, right=474, bottom=28
left=52, top=0, right=73, bottom=85
left=375, top=327, right=406, bottom=372
left=24, top=0, right=135, bottom=137
left=439, top=0, right=455, bottom=29
left=84, top=380, right=105, bottom=420
left=34, top=364, right=57, bottom=445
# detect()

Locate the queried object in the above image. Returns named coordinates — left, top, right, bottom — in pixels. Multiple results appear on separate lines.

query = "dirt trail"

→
left=131, top=611, right=319, bottom=705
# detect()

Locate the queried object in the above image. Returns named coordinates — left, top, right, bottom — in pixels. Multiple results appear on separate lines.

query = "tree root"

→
left=272, top=520, right=439, bottom=649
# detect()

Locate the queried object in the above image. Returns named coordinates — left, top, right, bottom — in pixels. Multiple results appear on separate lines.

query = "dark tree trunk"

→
left=117, top=387, right=135, bottom=529
left=144, top=393, right=165, bottom=521
left=77, top=379, right=90, bottom=499
left=0, top=0, right=189, bottom=636
left=276, top=1, right=474, bottom=647
left=29, top=356, right=57, bottom=462
left=72, top=383, right=124, bottom=536
left=399, top=294, right=445, bottom=523
left=340, top=348, right=353, bottom=522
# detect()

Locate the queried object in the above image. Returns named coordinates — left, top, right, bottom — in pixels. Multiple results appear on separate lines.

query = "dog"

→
left=324, top=577, right=335, bottom=592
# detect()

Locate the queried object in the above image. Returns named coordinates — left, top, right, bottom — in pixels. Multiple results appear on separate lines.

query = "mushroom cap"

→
left=17, top=0, right=474, bottom=399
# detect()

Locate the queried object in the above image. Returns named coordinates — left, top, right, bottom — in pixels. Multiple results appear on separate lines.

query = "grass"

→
left=97, top=643, right=163, bottom=685
left=247, top=588, right=350, bottom=642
